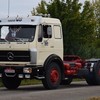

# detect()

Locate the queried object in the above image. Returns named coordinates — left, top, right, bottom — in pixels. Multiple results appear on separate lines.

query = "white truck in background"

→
left=0, top=15, right=100, bottom=90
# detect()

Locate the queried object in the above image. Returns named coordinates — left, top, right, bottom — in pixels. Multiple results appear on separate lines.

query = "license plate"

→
left=4, top=68, right=15, bottom=73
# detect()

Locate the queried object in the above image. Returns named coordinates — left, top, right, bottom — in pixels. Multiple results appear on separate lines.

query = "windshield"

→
left=0, top=25, right=36, bottom=42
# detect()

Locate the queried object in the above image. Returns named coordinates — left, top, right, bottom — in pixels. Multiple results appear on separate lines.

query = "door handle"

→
left=50, top=46, right=54, bottom=48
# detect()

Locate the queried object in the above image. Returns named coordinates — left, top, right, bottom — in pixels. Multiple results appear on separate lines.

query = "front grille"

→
left=0, top=51, right=30, bottom=62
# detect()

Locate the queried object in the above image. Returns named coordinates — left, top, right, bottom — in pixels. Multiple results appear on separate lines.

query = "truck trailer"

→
left=0, top=15, right=100, bottom=90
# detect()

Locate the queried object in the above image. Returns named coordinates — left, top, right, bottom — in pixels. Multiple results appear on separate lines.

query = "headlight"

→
left=23, top=67, right=32, bottom=73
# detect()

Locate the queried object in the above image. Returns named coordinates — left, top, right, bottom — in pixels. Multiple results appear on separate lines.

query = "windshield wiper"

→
left=0, top=38, right=9, bottom=43
left=14, top=37, right=29, bottom=42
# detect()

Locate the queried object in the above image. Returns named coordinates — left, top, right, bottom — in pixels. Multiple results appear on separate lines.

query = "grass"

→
left=88, top=97, right=100, bottom=100
left=73, top=78, right=85, bottom=81
left=21, top=79, right=41, bottom=86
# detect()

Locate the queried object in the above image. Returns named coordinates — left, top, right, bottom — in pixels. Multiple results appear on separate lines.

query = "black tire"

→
left=2, top=74, right=21, bottom=90
left=85, top=72, right=97, bottom=85
left=85, top=61, right=100, bottom=85
left=42, top=62, right=61, bottom=89
left=94, top=61, right=100, bottom=85
left=61, top=78, right=73, bottom=85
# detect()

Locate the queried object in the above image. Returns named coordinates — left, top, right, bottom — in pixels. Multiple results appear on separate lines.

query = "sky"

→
left=0, top=0, right=85, bottom=18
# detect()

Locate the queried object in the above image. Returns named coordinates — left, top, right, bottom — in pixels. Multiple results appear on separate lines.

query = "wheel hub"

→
left=50, top=68, right=59, bottom=84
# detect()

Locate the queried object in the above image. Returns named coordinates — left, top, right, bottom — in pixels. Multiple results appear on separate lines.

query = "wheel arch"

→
left=43, top=54, right=64, bottom=80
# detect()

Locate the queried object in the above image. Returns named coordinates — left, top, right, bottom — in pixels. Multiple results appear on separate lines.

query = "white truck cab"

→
left=0, top=15, right=64, bottom=89
left=0, top=16, right=63, bottom=65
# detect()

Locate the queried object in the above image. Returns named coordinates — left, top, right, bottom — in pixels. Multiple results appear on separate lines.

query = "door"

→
left=37, top=24, right=54, bottom=65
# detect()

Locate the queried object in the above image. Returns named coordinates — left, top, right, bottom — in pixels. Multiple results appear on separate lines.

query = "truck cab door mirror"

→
left=47, top=26, right=52, bottom=37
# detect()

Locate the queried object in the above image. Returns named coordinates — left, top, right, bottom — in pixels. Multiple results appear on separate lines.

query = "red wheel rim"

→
left=50, top=68, right=59, bottom=84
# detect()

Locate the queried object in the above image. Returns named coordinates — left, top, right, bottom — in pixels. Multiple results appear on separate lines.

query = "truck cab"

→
left=0, top=16, right=63, bottom=65
left=0, top=15, right=64, bottom=89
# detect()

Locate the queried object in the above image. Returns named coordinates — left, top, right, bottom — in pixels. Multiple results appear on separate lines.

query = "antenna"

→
left=8, top=0, right=10, bottom=16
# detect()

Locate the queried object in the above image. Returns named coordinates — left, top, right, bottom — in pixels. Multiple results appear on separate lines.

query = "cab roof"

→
left=0, top=16, right=61, bottom=26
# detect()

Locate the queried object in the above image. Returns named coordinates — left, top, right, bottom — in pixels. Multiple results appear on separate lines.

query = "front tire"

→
left=2, top=75, right=21, bottom=90
left=42, top=62, right=61, bottom=89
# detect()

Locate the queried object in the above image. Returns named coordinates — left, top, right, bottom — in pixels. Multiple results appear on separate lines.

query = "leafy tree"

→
left=93, top=0, right=100, bottom=38
left=92, top=0, right=100, bottom=58
left=78, top=1, right=97, bottom=58
left=80, top=1, right=96, bottom=43
left=31, top=0, right=47, bottom=15
left=47, top=0, right=66, bottom=20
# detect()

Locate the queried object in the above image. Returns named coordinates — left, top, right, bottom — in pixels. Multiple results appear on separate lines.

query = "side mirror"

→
left=47, top=27, right=52, bottom=36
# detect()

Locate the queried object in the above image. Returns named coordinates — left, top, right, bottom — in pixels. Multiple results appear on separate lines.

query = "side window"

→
left=54, top=25, right=61, bottom=39
left=43, top=25, right=52, bottom=38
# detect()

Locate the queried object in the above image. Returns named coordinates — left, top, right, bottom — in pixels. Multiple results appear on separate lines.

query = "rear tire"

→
left=94, top=61, right=100, bottom=85
left=85, top=72, right=97, bottom=85
left=2, top=74, right=21, bottom=90
left=85, top=61, right=100, bottom=85
left=42, top=62, right=61, bottom=89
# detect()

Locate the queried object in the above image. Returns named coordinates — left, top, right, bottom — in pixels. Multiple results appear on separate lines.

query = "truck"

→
left=0, top=15, right=100, bottom=90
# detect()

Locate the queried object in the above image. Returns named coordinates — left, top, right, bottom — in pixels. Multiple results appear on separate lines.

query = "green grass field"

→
left=21, top=79, right=41, bottom=85
left=89, top=97, right=100, bottom=100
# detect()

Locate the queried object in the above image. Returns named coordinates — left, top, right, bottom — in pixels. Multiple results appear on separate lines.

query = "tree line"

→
left=31, top=0, right=100, bottom=59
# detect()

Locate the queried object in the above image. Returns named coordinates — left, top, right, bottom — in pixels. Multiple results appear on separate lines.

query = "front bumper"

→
left=0, top=65, right=44, bottom=79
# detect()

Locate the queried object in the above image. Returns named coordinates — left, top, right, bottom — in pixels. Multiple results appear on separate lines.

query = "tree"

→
left=31, top=0, right=47, bottom=15
left=93, top=0, right=100, bottom=38
left=47, top=0, right=66, bottom=20
left=91, top=0, right=100, bottom=58
left=80, top=1, right=96, bottom=43
left=63, top=0, right=82, bottom=55
left=78, top=1, right=97, bottom=58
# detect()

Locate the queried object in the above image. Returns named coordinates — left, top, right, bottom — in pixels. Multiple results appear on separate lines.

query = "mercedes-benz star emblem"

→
left=7, top=52, right=14, bottom=61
